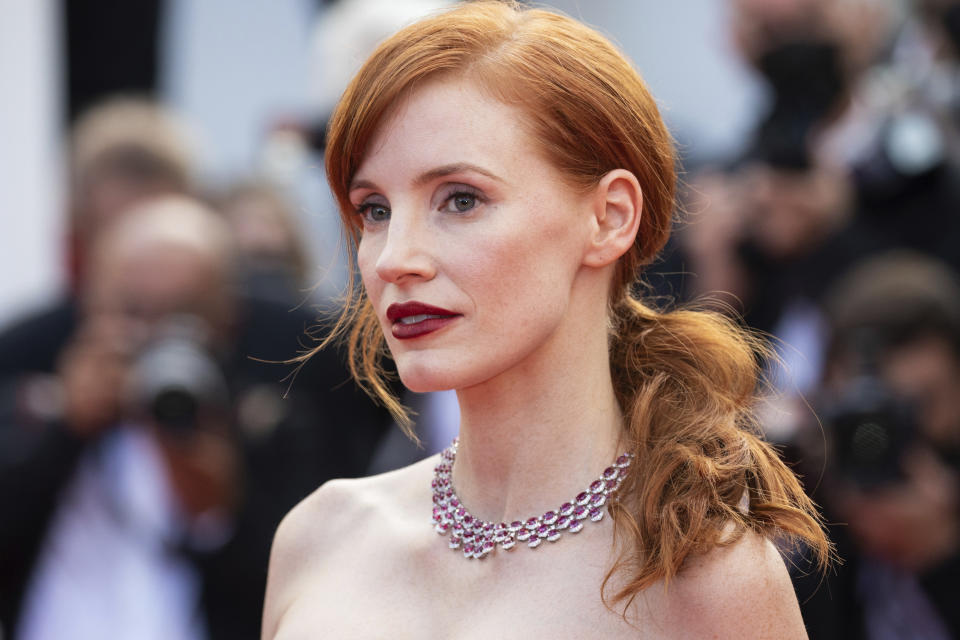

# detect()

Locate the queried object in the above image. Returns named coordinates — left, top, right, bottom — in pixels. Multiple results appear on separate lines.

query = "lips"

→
left=386, top=302, right=461, bottom=339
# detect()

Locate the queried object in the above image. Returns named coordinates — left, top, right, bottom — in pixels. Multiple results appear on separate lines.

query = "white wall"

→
left=0, top=0, right=64, bottom=330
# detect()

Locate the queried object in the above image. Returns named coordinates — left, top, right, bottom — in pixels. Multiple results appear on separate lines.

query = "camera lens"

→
left=151, top=387, right=200, bottom=432
left=130, top=315, right=230, bottom=435
left=849, top=420, right=891, bottom=466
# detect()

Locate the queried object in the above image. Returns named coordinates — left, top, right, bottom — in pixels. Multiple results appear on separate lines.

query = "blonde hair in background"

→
left=71, top=95, right=197, bottom=193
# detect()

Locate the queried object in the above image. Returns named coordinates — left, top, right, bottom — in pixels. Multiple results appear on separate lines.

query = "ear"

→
left=582, top=169, right=642, bottom=268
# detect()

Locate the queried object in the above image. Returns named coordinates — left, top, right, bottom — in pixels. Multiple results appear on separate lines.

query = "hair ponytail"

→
left=605, top=297, right=830, bottom=604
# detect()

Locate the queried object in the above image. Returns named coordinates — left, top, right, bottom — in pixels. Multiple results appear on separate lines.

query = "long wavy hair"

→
left=314, top=0, right=830, bottom=608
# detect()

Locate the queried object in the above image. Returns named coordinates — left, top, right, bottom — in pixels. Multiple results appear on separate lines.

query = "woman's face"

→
left=350, top=77, right=598, bottom=393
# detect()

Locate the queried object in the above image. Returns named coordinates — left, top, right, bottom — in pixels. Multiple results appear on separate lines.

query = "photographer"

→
left=794, top=252, right=960, bottom=639
left=0, top=196, right=387, bottom=639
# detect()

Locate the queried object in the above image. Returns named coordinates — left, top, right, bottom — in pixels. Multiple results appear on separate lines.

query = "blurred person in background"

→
left=729, top=0, right=897, bottom=169
left=678, top=0, right=960, bottom=430
left=682, top=152, right=897, bottom=415
left=791, top=251, right=960, bottom=639
left=679, top=0, right=893, bottom=382
left=0, top=195, right=388, bottom=639
left=682, top=0, right=960, bottom=310
left=66, top=96, right=197, bottom=286
left=675, top=8, right=960, bottom=633
left=682, top=0, right=900, bottom=326
left=847, top=0, right=960, bottom=273
left=213, top=181, right=312, bottom=307
left=0, top=96, right=196, bottom=380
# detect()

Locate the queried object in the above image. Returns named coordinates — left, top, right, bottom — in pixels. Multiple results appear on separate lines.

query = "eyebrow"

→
left=349, top=163, right=505, bottom=192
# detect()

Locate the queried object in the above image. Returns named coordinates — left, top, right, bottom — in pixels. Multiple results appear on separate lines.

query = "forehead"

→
left=884, top=335, right=960, bottom=384
left=91, top=243, right=216, bottom=297
left=355, top=77, right=539, bottom=182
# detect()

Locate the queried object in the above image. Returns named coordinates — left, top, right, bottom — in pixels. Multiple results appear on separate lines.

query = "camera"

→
left=129, top=315, right=230, bottom=435
left=825, top=371, right=918, bottom=489
left=746, top=39, right=846, bottom=170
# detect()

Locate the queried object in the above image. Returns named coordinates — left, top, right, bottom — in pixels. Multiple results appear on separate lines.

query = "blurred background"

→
left=0, top=0, right=758, bottom=328
left=1, top=0, right=959, bottom=638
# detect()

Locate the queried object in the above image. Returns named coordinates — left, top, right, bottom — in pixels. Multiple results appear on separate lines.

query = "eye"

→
left=441, top=191, right=480, bottom=214
left=355, top=200, right=391, bottom=226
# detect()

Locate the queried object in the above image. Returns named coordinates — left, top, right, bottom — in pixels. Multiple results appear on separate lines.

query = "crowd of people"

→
left=667, top=0, right=960, bottom=636
left=0, top=97, right=391, bottom=639
left=1, top=0, right=959, bottom=638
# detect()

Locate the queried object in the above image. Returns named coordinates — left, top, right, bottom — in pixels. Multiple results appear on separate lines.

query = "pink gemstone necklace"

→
left=431, top=439, right=633, bottom=559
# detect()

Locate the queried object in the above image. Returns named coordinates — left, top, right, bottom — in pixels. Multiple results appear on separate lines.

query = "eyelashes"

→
left=439, top=186, right=482, bottom=214
left=355, top=200, right=390, bottom=225
left=353, top=184, right=485, bottom=227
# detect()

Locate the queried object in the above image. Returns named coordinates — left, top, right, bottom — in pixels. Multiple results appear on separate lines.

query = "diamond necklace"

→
left=431, top=439, right=633, bottom=559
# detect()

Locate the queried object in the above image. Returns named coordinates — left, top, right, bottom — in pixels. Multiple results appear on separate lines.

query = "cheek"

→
left=356, top=238, right=382, bottom=299
left=465, top=216, right=581, bottom=319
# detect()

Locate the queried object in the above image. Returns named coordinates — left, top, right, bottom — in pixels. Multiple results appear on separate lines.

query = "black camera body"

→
left=129, top=316, right=230, bottom=435
left=826, top=373, right=918, bottom=489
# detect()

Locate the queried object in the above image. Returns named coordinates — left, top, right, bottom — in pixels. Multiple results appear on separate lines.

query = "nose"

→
left=373, top=210, right=436, bottom=284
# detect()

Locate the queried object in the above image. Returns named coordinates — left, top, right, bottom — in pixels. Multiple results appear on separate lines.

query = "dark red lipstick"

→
left=386, top=302, right=461, bottom=339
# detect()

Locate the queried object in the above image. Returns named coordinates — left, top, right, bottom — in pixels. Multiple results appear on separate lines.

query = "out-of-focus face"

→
left=85, top=242, right=229, bottom=346
left=742, top=163, right=849, bottom=259
left=830, top=335, right=960, bottom=570
left=885, top=335, right=960, bottom=450
left=82, top=175, right=173, bottom=236
left=227, top=195, right=292, bottom=257
left=350, top=77, right=596, bottom=393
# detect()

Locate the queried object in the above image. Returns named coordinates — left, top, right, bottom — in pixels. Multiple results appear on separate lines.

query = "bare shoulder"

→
left=261, top=456, right=435, bottom=639
left=661, top=531, right=806, bottom=639
left=266, top=476, right=372, bottom=580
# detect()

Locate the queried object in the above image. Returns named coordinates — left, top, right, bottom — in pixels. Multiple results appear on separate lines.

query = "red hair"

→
left=315, top=0, right=829, bottom=608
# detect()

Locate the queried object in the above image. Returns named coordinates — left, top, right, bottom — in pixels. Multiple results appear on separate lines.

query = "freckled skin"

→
left=352, top=78, right=594, bottom=395
left=263, top=460, right=805, bottom=639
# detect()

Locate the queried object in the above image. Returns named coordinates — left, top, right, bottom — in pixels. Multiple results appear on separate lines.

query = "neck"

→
left=449, top=303, right=624, bottom=524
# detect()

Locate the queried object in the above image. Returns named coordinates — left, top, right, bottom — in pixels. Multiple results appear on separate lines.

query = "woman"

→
left=263, top=2, right=829, bottom=637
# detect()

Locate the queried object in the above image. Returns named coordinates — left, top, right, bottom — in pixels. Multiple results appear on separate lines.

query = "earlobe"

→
left=583, top=169, right=642, bottom=268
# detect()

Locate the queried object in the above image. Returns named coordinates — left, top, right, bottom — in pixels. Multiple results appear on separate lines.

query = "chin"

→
left=398, top=372, right=455, bottom=394
left=394, top=355, right=470, bottom=394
